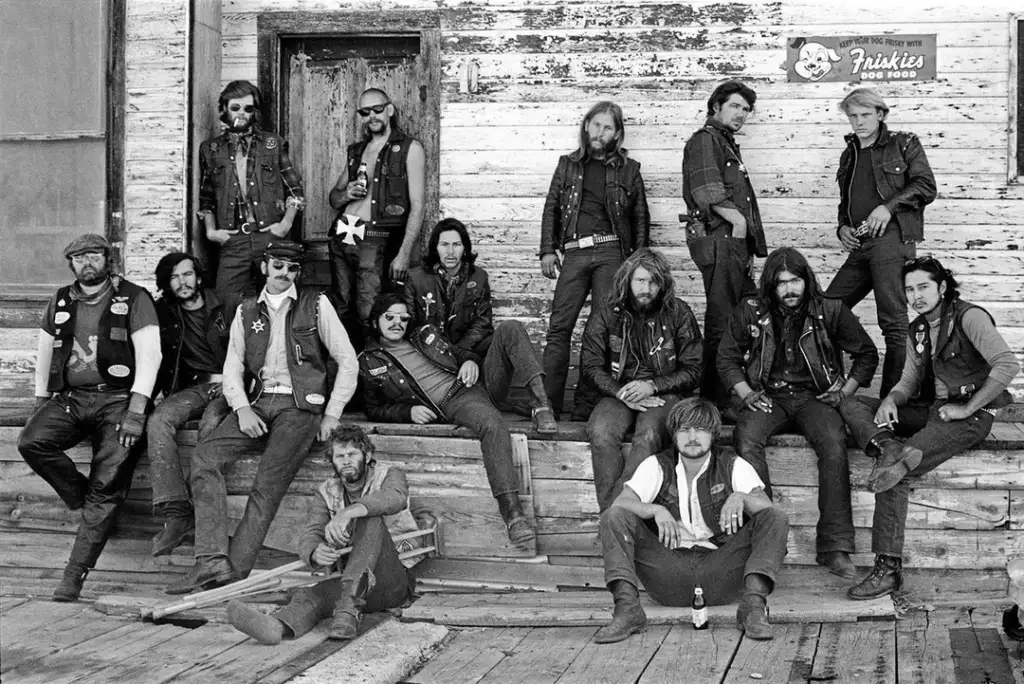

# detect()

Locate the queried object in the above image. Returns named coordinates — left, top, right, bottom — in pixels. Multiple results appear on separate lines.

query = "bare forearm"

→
left=34, top=331, right=54, bottom=397
left=742, top=490, right=773, bottom=515
left=964, top=377, right=1011, bottom=414
left=129, top=326, right=162, bottom=398
left=610, top=495, right=662, bottom=520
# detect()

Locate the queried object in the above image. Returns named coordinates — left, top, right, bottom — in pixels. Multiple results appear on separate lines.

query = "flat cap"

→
left=64, top=234, right=111, bottom=259
left=264, top=240, right=304, bottom=263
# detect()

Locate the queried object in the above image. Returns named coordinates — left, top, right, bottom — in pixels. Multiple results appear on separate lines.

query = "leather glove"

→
left=117, top=392, right=150, bottom=448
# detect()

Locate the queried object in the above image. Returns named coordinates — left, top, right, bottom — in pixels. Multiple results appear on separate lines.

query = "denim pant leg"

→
left=732, top=395, right=794, bottom=498
left=872, top=406, right=994, bottom=558
left=542, top=250, right=592, bottom=415
left=148, top=386, right=213, bottom=506
left=587, top=397, right=638, bottom=512
left=444, top=386, right=519, bottom=498
left=344, top=516, right=413, bottom=613
left=824, top=247, right=874, bottom=309
left=198, top=394, right=232, bottom=442
left=18, top=394, right=92, bottom=509
left=328, top=236, right=359, bottom=322
left=571, top=246, right=624, bottom=418
left=793, top=394, right=855, bottom=554
left=228, top=398, right=320, bottom=578
left=623, top=394, right=681, bottom=481
left=356, top=239, right=388, bottom=325
left=694, top=507, right=790, bottom=605
left=483, top=320, right=543, bottom=406
left=839, top=396, right=932, bottom=450
left=868, top=233, right=915, bottom=397
left=601, top=506, right=695, bottom=601
left=217, top=233, right=270, bottom=314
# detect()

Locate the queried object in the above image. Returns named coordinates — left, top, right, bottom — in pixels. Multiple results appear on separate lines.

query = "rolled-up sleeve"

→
left=318, top=294, right=358, bottom=418
left=221, top=305, right=249, bottom=411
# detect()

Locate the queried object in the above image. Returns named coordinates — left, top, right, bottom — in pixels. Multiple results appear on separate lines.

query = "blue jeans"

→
left=587, top=394, right=681, bottom=512
left=216, top=231, right=273, bottom=317
left=825, top=229, right=916, bottom=397
left=147, top=383, right=228, bottom=506
left=839, top=396, right=994, bottom=558
left=443, top=385, right=519, bottom=498
left=482, top=320, right=544, bottom=405
left=733, top=387, right=855, bottom=555
left=18, top=388, right=142, bottom=568
left=190, top=393, right=320, bottom=578
left=542, top=243, right=622, bottom=417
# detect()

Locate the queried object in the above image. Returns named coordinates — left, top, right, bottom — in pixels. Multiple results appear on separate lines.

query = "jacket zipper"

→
left=378, top=348, right=445, bottom=416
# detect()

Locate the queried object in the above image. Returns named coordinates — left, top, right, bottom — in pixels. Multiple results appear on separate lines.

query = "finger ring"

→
left=731, top=513, right=738, bottom=518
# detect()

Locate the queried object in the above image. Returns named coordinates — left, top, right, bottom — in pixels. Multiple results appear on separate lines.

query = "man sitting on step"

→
left=840, top=256, right=1019, bottom=601
left=717, top=247, right=878, bottom=582
left=359, top=292, right=536, bottom=551
left=404, top=217, right=557, bottom=434
left=596, top=397, right=788, bottom=643
left=226, top=423, right=415, bottom=642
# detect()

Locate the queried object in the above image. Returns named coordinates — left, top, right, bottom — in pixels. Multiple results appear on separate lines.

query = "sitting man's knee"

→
left=600, top=505, right=638, bottom=530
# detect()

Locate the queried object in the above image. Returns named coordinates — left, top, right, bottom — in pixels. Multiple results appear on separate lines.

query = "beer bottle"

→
left=355, top=162, right=369, bottom=190
left=691, top=586, right=708, bottom=630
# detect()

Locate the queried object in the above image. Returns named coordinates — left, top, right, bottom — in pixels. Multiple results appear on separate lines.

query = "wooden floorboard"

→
left=406, top=627, right=531, bottom=684
left=721, top=622, right=820, bottom=683
left=474, top=626, right=597, bottom=684
left=555, top=625, right=670, bottom=684
left=896, top=609, right=963, bottom=684
left=636, top=623, right=742, bottom=684
left=811, top=621, right=896, bottom=683
left=1, top=604, right=123, bottom=675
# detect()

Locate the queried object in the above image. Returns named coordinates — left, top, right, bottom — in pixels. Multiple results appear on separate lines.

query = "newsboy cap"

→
left=264, top=240, right=304, bottom=263
left=63, top=234, right=111, bottom=259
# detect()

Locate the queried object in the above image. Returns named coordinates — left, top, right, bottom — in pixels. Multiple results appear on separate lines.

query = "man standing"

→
left=147, top=252, right=231, bottom=556
left=717, top=247, right=878, bottom=580
left=198, top=80, right=305, bottom=315
left=840, top=257, right=1018, bottom=600
left=596, top=398, right=788, bottom=643
left=359, top=293, right=535, bottom=550
left=18, top=234, right=161, bottom=601
left=580, top=248, right=703, bottom=511
left=226, top=424, right=415, bottom=643
left=405, top=218, right=557, bottom=433
left=540, top=101, right=650, bottom=420
left=167, top=241, right=359, bottom=594
left=826, top=87, right=937, bottom=398
left=328, top=87, right=426, bottom=344
left=682, top=80, right=766, bottom=409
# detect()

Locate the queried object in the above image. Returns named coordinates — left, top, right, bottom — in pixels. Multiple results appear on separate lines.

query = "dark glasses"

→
left=357, top=103, right=389, bottom=117
left=229, top=104, right=256, bottom=113
left=270, top=261, right=300, bottom=273
left=383, top=312, right=411, bottom=323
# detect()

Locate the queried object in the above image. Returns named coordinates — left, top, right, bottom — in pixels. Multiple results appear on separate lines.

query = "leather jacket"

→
left=404, top=264, right=494, bottom=358
left=155, top=288, right=230, bottom=396
left=836, top=123, right=936, bottom=243
left=717, top=296, right=878, bottom=394
left=540, top=148, right=650, bottom=259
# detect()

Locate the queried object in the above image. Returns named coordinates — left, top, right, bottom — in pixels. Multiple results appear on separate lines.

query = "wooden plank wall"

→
left=217, top=0, right=1024, bottom=399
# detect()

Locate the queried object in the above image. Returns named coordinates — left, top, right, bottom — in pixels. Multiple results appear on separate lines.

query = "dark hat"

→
left=264, top=240, right=304, bottom=263
left=64, top=234, right=111, bottom=259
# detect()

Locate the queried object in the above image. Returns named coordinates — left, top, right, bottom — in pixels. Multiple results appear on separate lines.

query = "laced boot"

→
left=329, top=570, right=373, bottom=640
left=53, top=562, right=89, bottom=602
left=527, top=377, right=558, bottom=434
left=594, top=580, right=647, bottom=643
left=152, top=500, right=195, bottom=557
left=848, top=554, right=903, bottom=600
left=496, top=492, right=536, bottom=550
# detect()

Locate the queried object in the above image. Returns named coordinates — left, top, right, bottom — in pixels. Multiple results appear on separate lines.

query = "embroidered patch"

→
left=710, top=483, right=726, bottom=495
left=370, top=366, right=387, bottom=377
left=251, top=319, right=266, bottom=334
left=749, top=324, right=760, bottom=339
left=610, top=335, right=623, bottom=352
left=265, top=137, right=277, bottom=150
left=467, top=281, right=477, bottom=289
left=57, top=299, right=66, bottom=307
left=110, top=302, right=129, bottom=315
left=113, top=295, right=129, bottom=302
left=110, top=327, right=128, bottom=342
left=54, top=312, right=70, bottom=324
left=425, top=333, right=435, bottom=345
left=107, top=364, right=131, bottom=378
left=391, top=144, right=401, bottom=153
left=305, top=393, right=326, bottom=405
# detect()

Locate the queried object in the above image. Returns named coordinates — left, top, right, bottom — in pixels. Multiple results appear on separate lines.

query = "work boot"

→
left=328, top=571, right=373, bottom=640
left=152, top=500, right=195, bottom=557
left=52, top=562, right=89, bottom=602
left=226, top=600, right=286, bottom=645
left=526, top=376, right=558, bottom=434
left=594, top=580, right=647, bottom=644
left=870, top=445, right=923, bottom=494
left=816, top=551, right=857, bottom=580
left=736, top=593, right=773, bottom=640
left=164, top=556, right=236, bottom=595
left=848, top=554, right=903, bottom=600
left=496, top=492, right=536, bottom=551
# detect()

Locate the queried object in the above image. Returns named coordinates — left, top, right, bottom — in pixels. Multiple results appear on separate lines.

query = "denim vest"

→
left=203, top=128, right=289, bottom=231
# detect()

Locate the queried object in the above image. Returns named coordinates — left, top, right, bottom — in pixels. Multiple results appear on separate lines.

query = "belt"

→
left=364, top=229, right=391, bottom=239
left=563, top=234, right=618, bottom=251
left=193, top=373, right=224, bottom=385
left=263, top=385, right=293, bottom=395
left=69, top=383, right=128, bottom=393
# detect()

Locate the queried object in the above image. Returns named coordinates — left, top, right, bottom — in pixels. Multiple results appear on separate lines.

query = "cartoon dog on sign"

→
left=791, top=37, right=842, bottom=81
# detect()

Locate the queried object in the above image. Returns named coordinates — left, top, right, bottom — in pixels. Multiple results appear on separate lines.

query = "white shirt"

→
left=624, top=452, right=765, bottom=550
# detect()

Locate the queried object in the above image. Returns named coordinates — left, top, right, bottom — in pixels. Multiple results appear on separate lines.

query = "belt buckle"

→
left=578, top=236, right=595, bottom=249
left=239, top=222, right=253, bottom=235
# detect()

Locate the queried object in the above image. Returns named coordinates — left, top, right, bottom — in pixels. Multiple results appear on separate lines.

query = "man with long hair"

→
left=840, top=256, right=1018, bottom=600
left=682, top=80, right=766, bottom=410
left=539, top=101, right=650, bottom=420
left=328, top=87, right=426, bottom=348
left=596, top=398, right=788, bottom=643
left=198, top=80, right=305, bottom=316
left=826, top=87, right=936, bottom=398
left=580, top=248, right=703, bottom=511
left=717, top=247, right=878, bottom=581
left=404, top=218, right=557, bottom=432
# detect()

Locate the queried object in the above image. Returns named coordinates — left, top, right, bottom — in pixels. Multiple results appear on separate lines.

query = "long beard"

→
left=77, top=266, right=109, bottom=287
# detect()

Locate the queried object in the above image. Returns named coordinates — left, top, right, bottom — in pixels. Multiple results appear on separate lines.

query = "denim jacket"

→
left=539, top=148, right=650, bottom=259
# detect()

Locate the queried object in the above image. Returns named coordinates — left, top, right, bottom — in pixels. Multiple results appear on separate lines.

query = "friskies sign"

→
left=786, top=35, right=937, bottom=83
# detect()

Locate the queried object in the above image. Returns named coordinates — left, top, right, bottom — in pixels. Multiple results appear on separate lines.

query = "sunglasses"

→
left=70, top=252, right=105, bottom=264
left=357, top=103, right=389, bottom=117
left=229, top=104, right=256, bottom=113
left=270, top=261, right=300, bottom=273
left=382, top=312, right=411, bottom=323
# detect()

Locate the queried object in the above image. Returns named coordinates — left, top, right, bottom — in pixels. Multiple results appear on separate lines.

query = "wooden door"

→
left=278, top=33, right=440, bottom=245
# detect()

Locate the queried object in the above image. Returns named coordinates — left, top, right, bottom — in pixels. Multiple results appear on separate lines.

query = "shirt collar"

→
left=258, top=284, right=298, bottom=308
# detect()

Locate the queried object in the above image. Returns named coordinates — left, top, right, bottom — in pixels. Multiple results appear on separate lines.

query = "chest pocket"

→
left=879, top=157, right=906, bottom=190
left=723, top=156, right=746, bottom=190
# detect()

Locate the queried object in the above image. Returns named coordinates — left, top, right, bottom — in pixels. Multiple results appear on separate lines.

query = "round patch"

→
left=107, top=364, right=131, bottom=378
left=54, top=312, right=71, bottom=324
left=392, top=144, right=401, bottom=153
left=305, top=393, right=326, bottom=405
left=57, top=299, right=66, bottom=306
left=110, top=302, right=129, bottom=315
left=265, top=137, right=277, bottom=150
left=425, top=333, right=435, bottom=345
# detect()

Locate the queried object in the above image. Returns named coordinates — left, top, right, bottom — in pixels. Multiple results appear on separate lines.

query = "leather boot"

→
left=165, top=556, right=236, bottom=595
left=816, top=551, right=857, bottom=580
left=53, top=562, right=89, bottom=602
left=527, top=377, right=558, bottom=434
left=227, top=600, right=286, bottom=644
left=736, top=593, right=773, bottom=640
left=152, top=500, right=195, bottom=557
left=848, top=554, right=902, bottom=600
left=329, top=570, right=374, bottom=640
left=871, top=445, right=923, bottom=493
left=496, top=492, right=536, bottom=550
left=594, top=580, right=647, bottom=644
